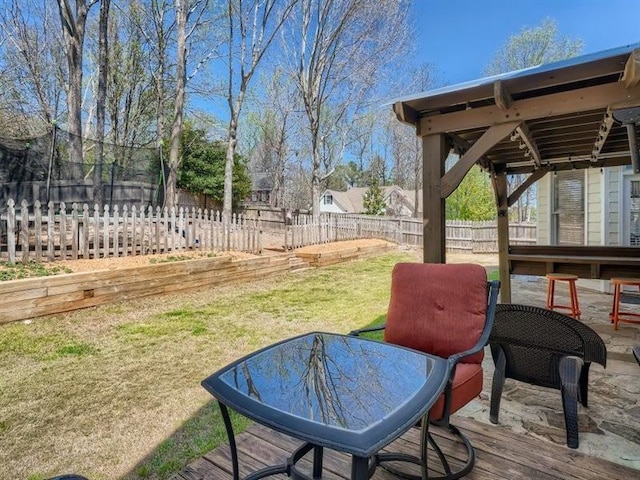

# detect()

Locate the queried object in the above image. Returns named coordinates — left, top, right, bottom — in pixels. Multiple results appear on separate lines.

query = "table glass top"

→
left=210, top=332, right=442, bottom=432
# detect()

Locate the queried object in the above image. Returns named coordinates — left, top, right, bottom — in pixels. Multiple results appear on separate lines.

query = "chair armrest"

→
left=348, top=324, right=386, bottom=336
left=448, top=280, right=500, bottom=365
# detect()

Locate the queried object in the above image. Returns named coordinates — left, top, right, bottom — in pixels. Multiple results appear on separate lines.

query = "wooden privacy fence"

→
left=284, top=214, right=536, bottom=252
left=284, top=214, right=403, bottom=249
left=447, top=220, right=537, bottom=253
left=1, top=199, right=261, bottom=263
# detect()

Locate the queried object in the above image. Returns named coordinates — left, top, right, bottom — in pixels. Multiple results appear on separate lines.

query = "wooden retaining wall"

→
left=295, top=241, right=396, bottom=267
left=0, top=254, right=297, bottom=324
left=0, top=241, right=399, bottom=324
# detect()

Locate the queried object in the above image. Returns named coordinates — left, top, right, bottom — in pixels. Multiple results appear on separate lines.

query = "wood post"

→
left=492, top=171, right=511, bottom=302
left=422, top=134, right=447, bottom=263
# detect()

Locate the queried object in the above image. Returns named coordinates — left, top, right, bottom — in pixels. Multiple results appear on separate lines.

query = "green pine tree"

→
left=363, top=181, right=386, bottom=215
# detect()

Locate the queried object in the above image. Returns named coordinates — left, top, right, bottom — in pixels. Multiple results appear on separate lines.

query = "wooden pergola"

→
left=393, top=43, right=640, bottom=302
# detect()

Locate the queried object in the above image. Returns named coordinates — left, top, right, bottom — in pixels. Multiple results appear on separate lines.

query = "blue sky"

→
left=412, top=0, right=640, bottom=86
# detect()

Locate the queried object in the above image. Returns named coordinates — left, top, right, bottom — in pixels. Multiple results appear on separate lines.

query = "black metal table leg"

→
left=312, top=446, right=323, bottom=479
left=219, top=402, right=240, bottom=480
left=351, top=455, right=369, bottom=480
left=420, top=413, right=429, bottom=480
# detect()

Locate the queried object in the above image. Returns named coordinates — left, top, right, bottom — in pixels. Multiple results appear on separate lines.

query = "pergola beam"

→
left=491, top=171, right=511, bottom=303
left=419, top=82, right=640, bottom=135
left=590, top=110, right=614, bottom=163
left=622, top=48, right=640, bottom=88
left=423, top=134, right=447, bottom=263
left=441, top=121, right=521, bottom=198
left=511, top=123, right=543, bottom=168
left=393, top=102, right=419, bottom=127
left=494, top=80, right=511, bottom=110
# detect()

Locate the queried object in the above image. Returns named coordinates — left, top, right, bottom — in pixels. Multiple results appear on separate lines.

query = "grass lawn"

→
left=0, top=251, right=425, bottom=480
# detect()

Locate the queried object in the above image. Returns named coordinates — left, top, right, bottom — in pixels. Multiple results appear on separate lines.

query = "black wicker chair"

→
left=489, top=304, right=607, bottom=449
left=47, top=476, right=89, bottom=480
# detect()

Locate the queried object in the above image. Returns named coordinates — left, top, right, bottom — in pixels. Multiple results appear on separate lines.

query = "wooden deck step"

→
left=171, top=416, right=639, bottom=480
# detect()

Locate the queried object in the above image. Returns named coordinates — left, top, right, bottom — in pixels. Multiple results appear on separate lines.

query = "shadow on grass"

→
left=123, top=400, right=250, bottom=480
left=122, top=315, right=390, bottom=480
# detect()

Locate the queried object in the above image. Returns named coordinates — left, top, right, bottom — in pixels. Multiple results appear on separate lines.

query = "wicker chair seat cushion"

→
left=430, top=362, right=483, bottom=420
left=384, top=263, right=488, bottom=364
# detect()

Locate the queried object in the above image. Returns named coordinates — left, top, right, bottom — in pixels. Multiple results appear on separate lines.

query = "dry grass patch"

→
left=0, top=250, right=418, bottom=480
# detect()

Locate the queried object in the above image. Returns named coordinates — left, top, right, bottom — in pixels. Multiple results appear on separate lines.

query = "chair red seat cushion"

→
left=429, top=363, right=483, bottom=421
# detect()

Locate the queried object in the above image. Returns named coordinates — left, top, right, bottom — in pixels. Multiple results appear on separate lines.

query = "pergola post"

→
left=422, top=134, right=447, bottom=263
left=492, top=170, right=511, bottom=302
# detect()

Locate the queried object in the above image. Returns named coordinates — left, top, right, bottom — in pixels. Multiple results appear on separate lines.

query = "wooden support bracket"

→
left=507, top=168, right=548, bottom=208
left=441, top=121, right=521, bottom=198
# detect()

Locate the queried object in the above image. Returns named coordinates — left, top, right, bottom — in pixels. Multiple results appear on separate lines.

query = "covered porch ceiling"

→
left=392, top=42, right=640, bottom=302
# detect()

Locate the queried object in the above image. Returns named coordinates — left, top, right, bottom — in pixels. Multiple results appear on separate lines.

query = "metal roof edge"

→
left=387, top=41, right=640, bottom=106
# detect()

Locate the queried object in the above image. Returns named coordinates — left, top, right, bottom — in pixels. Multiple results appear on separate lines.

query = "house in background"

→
left=537, top=165, right=640, bottom=291
left=319, top=186, right=422, bottom=217
left=537, top=165, right=640, bottom=247
left=246, top=171, right=273, bottom=205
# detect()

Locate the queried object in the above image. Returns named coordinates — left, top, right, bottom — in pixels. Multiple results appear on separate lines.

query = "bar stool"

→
left=546, top=273, right=581, bottom=319
left=609, top=277, right=640, bottom=330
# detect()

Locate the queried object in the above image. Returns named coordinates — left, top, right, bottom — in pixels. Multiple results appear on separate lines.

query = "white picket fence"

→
left=1, top=199, right=261, bottom=263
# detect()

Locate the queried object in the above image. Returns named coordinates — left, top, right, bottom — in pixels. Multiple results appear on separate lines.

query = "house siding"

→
left=319, top=202, right=346, bottom=214
left=607, top=166, right=622, bottom=245
left=586, top=168, right=603, bottom=245
left=536, top=174, right=551, bottom=244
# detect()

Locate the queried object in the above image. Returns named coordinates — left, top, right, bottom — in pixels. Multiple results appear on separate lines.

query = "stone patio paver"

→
left=457, top=268, right=640, bottom=471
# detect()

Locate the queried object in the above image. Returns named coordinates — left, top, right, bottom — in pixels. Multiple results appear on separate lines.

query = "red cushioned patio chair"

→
left=351, top=262, right=500, bottom=480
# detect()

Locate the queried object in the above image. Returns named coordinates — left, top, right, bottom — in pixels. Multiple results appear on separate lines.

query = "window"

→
left=324, top=194, right=333, bottom=205
left=552, top=170, right=584, bottom=245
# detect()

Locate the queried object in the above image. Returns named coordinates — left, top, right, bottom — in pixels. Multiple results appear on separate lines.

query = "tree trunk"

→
left=413, top=137, right=420, bottom=218
left=57, top=0, right=94, bottom=180
left=223, top=114, right=238, bottom=220
left=93, top=0, right=111, bottom=205
left=310, top=125, right=321, bottom=222
left=166, top=0, right=188, bottom=209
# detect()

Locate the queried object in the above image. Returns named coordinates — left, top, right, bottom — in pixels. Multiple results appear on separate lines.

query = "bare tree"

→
left=165, top=0, right=189, bottom=207
left=0, top=1, right=65, bottom=134
left=93, top=0, right=111, bottom=204
left=165, top=0, right=209, bottom=207
left=245, top=67, right=298, bottom=208
left=220, top=0, right=298, bottom=221
left=56, top=0, right=99, bottom=178
left=284, top=0, right=410, bottom=220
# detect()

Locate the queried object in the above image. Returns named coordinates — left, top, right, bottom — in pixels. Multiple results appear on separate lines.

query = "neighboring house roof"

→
left=388, top=188, right=423, bottom=215
left=321, top=186, right=423, bottom=214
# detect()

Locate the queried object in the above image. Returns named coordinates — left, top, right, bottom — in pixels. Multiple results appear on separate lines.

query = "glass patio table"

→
left=201, top=332, right=450, bottom=480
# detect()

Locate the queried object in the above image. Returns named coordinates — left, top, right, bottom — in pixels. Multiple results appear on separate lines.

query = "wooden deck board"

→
left=172, top=416, right=639, bottom=480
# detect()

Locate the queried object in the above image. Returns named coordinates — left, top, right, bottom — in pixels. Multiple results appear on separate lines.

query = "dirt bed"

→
left=6, top=237, right=395, bottom=275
